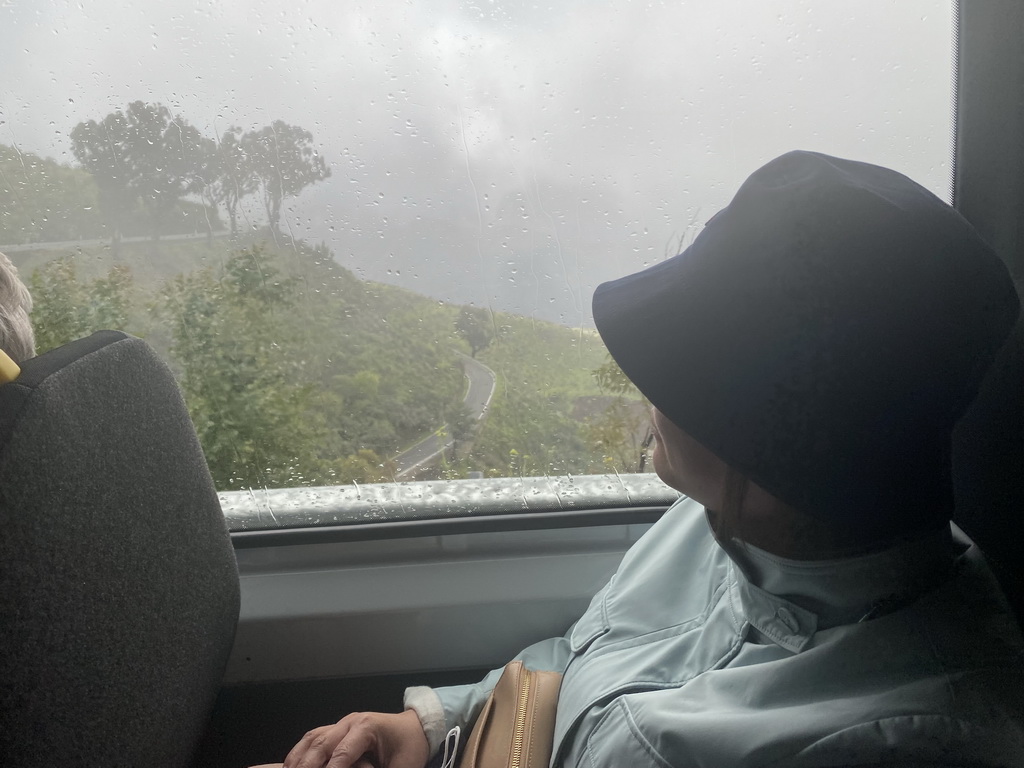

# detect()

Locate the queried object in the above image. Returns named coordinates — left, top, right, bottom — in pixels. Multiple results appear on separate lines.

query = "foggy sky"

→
left=1, top=1, right=953, bottom=325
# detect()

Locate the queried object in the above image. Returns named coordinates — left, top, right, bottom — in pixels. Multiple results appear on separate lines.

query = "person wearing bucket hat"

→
left=272, top=153, right=1024, bottom=768
left=593, top=150, right=1020, bottom=551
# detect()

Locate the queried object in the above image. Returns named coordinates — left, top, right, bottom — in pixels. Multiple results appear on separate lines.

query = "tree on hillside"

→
left=241, top=121, right=330, bottom=232
left=585, top=354, right=650, bottom=473
left=209, top=126, right=257, bottom=236
left=28, top=257, right=136, bottom=353
left=70, top=112, right=139, bottom=253
left=121, top=102, right=215, bottom=241
left=455, top=306, right=494, bottom=358
left=592, top=354, right=638, bottom=396
left=161, top=245, right=333, bottom=489
left=71, top=101, right=215, bottom=246
left=0, top=144, right=106, bottom=244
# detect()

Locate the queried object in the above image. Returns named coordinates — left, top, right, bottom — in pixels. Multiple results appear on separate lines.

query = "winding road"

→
left=394, top=353, right=496, bottom=478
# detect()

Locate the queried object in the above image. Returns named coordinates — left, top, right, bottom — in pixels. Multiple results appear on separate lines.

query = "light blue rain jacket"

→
left=410, top=497, right=1024, bottom=767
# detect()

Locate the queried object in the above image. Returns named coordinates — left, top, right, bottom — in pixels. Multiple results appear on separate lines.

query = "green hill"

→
left=3, top=144, right=642, bottom=488
left=16, top=235, right=641, bottom=489
left=469, top=317, right=611, bottom=477
left=20, top=237, right=463, bottom=488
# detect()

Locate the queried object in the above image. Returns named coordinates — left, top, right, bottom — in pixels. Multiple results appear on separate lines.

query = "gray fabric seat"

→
left=0, top=331, right=240, bottom=768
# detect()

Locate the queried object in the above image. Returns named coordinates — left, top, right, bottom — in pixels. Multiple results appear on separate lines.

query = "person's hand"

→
left=281, top=709, right=431, bottom=768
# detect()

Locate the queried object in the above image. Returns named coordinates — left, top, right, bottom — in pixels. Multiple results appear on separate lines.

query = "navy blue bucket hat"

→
left=593, top=151, right=1020, bottom=539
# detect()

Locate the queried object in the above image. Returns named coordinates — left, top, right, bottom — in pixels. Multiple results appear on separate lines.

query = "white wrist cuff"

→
left=403, top=685, right=448, bottom=757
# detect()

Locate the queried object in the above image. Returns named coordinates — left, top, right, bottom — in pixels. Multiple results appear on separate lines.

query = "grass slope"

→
left=16, top=233, right=636, bottom=486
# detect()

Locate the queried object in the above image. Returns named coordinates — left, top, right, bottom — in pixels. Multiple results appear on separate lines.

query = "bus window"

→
left=0, top=1, right=954, bottom=528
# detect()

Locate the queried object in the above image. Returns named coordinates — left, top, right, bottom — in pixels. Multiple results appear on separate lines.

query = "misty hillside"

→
left=0, top=143, right=221, bottom=246
left=1, top=136, right=644, bottom=487
left=11, top=233, right=637, bottom=489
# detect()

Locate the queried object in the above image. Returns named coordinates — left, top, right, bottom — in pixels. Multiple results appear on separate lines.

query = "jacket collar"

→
left=710, top=510, right=958, bottom=650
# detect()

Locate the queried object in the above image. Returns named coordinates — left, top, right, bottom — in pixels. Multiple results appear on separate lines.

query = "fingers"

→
left=282, top=711, right=429, bottom=768
left=282, top=725, right=324, bottom=767
left=322, top=715, right=379, bottom=768
left=283, top=721, right=351, bottom=768
left=284, top=714, right=381, bottom=768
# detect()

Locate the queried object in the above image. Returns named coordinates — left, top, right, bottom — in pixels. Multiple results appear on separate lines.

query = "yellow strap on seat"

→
left=0, top=348, right=21, bottom=384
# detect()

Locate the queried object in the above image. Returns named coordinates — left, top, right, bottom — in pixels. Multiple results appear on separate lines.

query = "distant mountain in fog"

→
left=287, top=176, right=661, bottom=329
left=329, top=220, right=595, bottom=328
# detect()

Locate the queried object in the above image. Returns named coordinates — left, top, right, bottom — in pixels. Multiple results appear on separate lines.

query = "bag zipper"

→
left=510, top=670, right=532, bottom=768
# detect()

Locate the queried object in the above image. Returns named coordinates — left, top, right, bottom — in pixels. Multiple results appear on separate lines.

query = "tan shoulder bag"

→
left=456, top=660, right=562, bottom=768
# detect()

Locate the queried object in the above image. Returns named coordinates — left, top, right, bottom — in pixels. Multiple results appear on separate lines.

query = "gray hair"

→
left=0, top=250, right=35, bottom=363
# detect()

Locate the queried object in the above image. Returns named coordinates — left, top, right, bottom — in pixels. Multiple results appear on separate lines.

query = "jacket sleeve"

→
left=404, top=631, right=574, bottom=758
left=402, top=520, right=639, bottom=761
